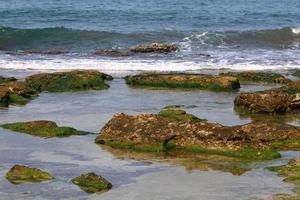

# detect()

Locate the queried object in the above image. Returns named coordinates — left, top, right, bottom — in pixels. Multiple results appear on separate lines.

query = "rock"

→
left=71, top=172, right=112, bottom=193
left=6, top=165, right=54, bottom=184
left=0, top=120, right=90, bottom=138
left=25, top=49, right=43, bottom=54
left=45, top=49, right=69, bottom=55
left=125, top=73, right=240, bottom=92
left=129, top=42, right=178, bottom=53
left=234, top=80, right=300, bottom=113
left=96, top=111, right=300, bottom=160
left=293, top=70, right=300, bottom=77
left=0, top=81, right=37, bottom=105
left=0, top=76, right=17, bottom=84
left=194, top=52, right=211, bottom=57
left=158, top=106, right=205, bottom=122
left=26, top=70, right=113, bottom=92
left=268, top=157, right=300, bottom=185
left=220, top=71, right=291, bottom=84
left=95, top=49, right=130, bottom=57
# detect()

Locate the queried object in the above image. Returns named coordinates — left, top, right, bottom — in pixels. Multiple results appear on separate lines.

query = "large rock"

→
left=26, top=70, right=113, bottom=92
left=0, top=81, right=37, bottom=105
left=129, top=42, right=178, bottom=53
left=219, top=71, right=291, bottom=84
left=125, top=73, right=240, bottom=92
left=71, top=172, right=112, bottom=193
left=234, top=80, right=300, bottom=113
left=96, top=111, right=300, bottom=160
left=6, top=165, right=54, bottom=184
left=1, top=120, right=90, bottom=138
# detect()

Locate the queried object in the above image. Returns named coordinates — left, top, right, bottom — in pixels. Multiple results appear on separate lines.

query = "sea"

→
left=0, top=0, right=299, bottom=73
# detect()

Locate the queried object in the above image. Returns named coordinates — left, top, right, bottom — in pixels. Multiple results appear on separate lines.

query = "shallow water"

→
left=0, top=70, right=300, bottom=199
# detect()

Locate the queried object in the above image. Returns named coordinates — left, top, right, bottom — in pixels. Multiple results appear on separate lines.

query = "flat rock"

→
left=129, top=42, right=178, bottom=53
left=96, top=111, right=300, bottom=160
left=125, top=73, right=240, bottom=91
left=220, top=71, right=291, bottom=84
left=26, top=70, right=113, bottom=92
left=234, top=80, right=300, bottom=113
left=95, top=49, right=130, bottom=57
left=0, top=120, right=90, bottom=138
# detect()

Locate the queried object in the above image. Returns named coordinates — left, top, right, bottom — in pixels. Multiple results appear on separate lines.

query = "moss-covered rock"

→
left=292, top=70, right=300, bottom=77
left=6, top=165, right=54, bottom=184
left=0, top=81, right=37, bottom=106
left=125, top=73, right=240, bottom=92
left=269, top=158, right=300, bottom=184
left=129, top=42, right=178, bottom=53
left=0, top=76, right=17, bottom=84
left=220, top=71, right=291, bottom=84
left=158, top=106, right=205, bottom=122
left=71, top=172, right=112, bottom=193
left=234, top=80, right=300, bottom=113
left=26, top=70, right=113, bottom=92
left=96, top=111, right=300, bottom=160
left=0, top=120, right=90, bottom=138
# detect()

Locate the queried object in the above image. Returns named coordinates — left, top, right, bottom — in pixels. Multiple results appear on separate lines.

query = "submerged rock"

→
left=26, top=70, right=113, bottom=92
left=0, top=120, right=90, bottom=138
left=234, top=80, right=300, bottom=113
left=71, top=172, right=112, bottom=193
left=95, top=49, right=130, bottom=57
left=6, top=165, right=54, bottom=184
left=129, top=42, right=178, bottom=53
left=0, top=76, right=17, bottom=84
left=45, top=49, right=69, bottom=55
left=125, top=73, right=240, bottom=92
left=0, top=81, right=37, bottom=106
left=96, top=110, right=300, bottom=160
left=219, top=71, right=291, bottom=84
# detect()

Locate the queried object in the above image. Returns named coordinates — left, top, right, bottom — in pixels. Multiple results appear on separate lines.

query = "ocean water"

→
left=0, top=0, right=300, bottom=72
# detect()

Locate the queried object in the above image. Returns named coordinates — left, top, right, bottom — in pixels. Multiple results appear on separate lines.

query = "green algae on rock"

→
left=292, top=70, right=300, bottom=77
left=158, top=106, right=205, bottom=122
left=125, top=73, right=240, bottom=92
left=234, top=80, right=300, bottom=114
left=71, top=172, right=112, bottom=193
left=219, top=71, right=291, bottom=84
left=0, top=120, right=90, bottom=138
left=129, top=42, right=178, bottom=53
left=0, top=81, right=37, bottom=106
left=26, top=70, right=113, bottom=92
left=0, top=76, right=17, bottom=84
left=96, top=111, right=300, bottom=160
left=6, top=165, right=54, bottom=184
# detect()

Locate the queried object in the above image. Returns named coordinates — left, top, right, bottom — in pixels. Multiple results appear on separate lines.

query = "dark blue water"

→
left=0, top=0, right=299, bottom=72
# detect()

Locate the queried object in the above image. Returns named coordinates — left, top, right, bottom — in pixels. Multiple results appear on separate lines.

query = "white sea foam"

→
left=0, top=56, right=299, bottom=73
left=292, top=27, right=300, bottom=34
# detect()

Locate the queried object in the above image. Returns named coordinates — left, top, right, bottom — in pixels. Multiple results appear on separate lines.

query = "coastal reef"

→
left=0, top=81, right=37, bottom=106
left=26, top=70, right=113, bottom=92
left=125, top=73, right=240, bottom=92
left=1, top=120, right=90, bottom=138
left=234, top=80, right=300, bottom=113
left=219, top=71, right=291, bottom=84
left=129, top=42, right=178, bottom=53
left=96, top=108, right=300, bottom=160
